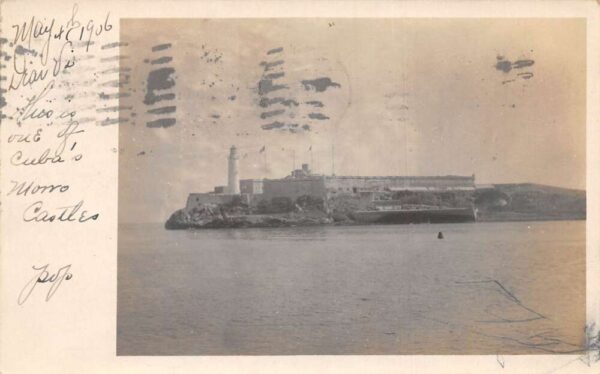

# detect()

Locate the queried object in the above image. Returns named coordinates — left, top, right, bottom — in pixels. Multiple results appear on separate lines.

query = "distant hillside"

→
left=475, top=183, right=586, bottom=222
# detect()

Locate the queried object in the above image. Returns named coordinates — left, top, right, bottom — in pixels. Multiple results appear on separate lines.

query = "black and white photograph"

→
left=117, top=18, right=586, bottom=356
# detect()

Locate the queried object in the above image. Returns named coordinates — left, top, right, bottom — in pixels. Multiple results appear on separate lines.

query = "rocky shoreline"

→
left=165, top=183, right=586, bottom=230
left=165, top=208, right=337, bottom=230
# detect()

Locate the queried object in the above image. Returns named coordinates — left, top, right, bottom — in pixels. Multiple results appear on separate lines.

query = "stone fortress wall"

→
left=184, top=147, right=476, bottom=212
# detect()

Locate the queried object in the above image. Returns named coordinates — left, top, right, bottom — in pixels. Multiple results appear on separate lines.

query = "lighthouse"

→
left=227, top=145, right=240, bottom=194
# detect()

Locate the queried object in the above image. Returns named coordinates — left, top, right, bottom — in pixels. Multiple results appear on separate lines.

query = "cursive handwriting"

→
left=9, top=4, right=112, bottom=92
left=8, top=40, right=76, bottom=92
left=7, top=129, right=43, bottom=144
left=14, top=80, right=78, bottom=126
left=23, top=200, right=99, bottom=223
left=18, top=264, right=73, bottom=305
left=15, top=80, right=55, bottom=126
left=56, top=119, right=84, bottom=156
left=11, top=16, right=55, bottom=68
left=7, top=180, right=70, bottom=197
left=11, top=148, right=66, bottom=166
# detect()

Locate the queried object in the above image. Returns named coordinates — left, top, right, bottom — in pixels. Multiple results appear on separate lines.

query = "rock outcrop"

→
left=165, top=184, right=586, bottom=229
left=165, top=204, right=333, bottom=230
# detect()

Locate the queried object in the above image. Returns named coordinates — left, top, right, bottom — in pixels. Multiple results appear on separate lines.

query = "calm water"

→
left=117, top=221, right=585, bottom=355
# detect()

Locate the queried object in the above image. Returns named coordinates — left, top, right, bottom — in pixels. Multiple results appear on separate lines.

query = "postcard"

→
left=1, top=1, right=599, bottom=373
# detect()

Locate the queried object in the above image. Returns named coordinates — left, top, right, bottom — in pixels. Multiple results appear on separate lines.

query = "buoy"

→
left=437, top=231, right=444, bottom=239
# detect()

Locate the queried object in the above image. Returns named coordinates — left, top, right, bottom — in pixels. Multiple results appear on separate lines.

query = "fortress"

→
left=185, top=146, right=476, bottom=212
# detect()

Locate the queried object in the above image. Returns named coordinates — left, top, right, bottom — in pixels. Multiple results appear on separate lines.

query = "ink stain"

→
left=308, top=113, right=330, bottom=120
left=264, top=72, right=285, bottom=81
left=267, top=47, right=284, bottom=55
left=513, top=59, right=535, bottom=69
left=261, top=121, right=285, bottom=130
left=15, top=45, right=38, bottom=56
left=260, top=97, right=283, bottom=108
left=301, top=77, right=341, bottom=92
left=144, top=67, right=176, bottom=105
left=151, top=56, right=173, bottom=65
left=258, top=79, right=288, bottom=96
left=281, top=99, right=299, bottom=107
left=152, top=43, right=172, bottom=52
left=101, top=42, right=128, bottom=50
left=517, top=72, right=534, bottom=80
left=99, top=117, right=129, bottom=126
left=96, top=105, right=132, bottom=113
left=100, top=55, right=129, bottom=63
left=305, top=100, right=324, bottom=107
left=495, top=56, right=535, bottom=74
left=495, top=59, right=512, bottom=73
left=260, top=109, right=285, bottom=119
left=260, top=60, right=285, bottom=71
left=146, top=118, right=177, bottom=128
left=99, top=92, right=131, bottom=100
left=147, top=106, right=176, bottom=115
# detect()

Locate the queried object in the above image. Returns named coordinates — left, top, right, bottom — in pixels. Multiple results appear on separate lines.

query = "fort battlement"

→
left=184, top=148, right=475, bottom=212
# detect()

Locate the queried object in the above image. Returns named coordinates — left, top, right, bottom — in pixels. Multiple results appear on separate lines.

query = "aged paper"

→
left=1, top=1, right=599, bottom=373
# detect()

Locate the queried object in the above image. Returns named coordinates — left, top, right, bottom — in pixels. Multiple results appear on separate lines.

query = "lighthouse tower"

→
left=227, top=145, right=240, bottom=194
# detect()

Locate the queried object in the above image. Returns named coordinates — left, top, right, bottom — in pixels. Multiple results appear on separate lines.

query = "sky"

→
left=118, top=18, right=586, bottom=223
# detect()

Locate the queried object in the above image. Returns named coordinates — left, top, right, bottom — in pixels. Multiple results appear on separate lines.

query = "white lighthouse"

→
left=227, top=145, right=240, bottom=194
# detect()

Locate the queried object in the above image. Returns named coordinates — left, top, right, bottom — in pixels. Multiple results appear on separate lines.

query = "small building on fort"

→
left=240, top=179, right=263, bottom=195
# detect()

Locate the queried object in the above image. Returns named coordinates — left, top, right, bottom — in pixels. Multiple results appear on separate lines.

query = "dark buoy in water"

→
left=437, top=231, right=444, bottom=239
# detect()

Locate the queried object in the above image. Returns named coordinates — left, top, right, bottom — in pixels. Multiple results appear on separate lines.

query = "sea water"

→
left=117, top=220, right=585, bottom=355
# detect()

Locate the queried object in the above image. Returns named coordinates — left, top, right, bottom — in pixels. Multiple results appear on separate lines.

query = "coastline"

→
left=165, top=209, right=586, bottom=230
left=165, top=183, right=586, bottom=230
